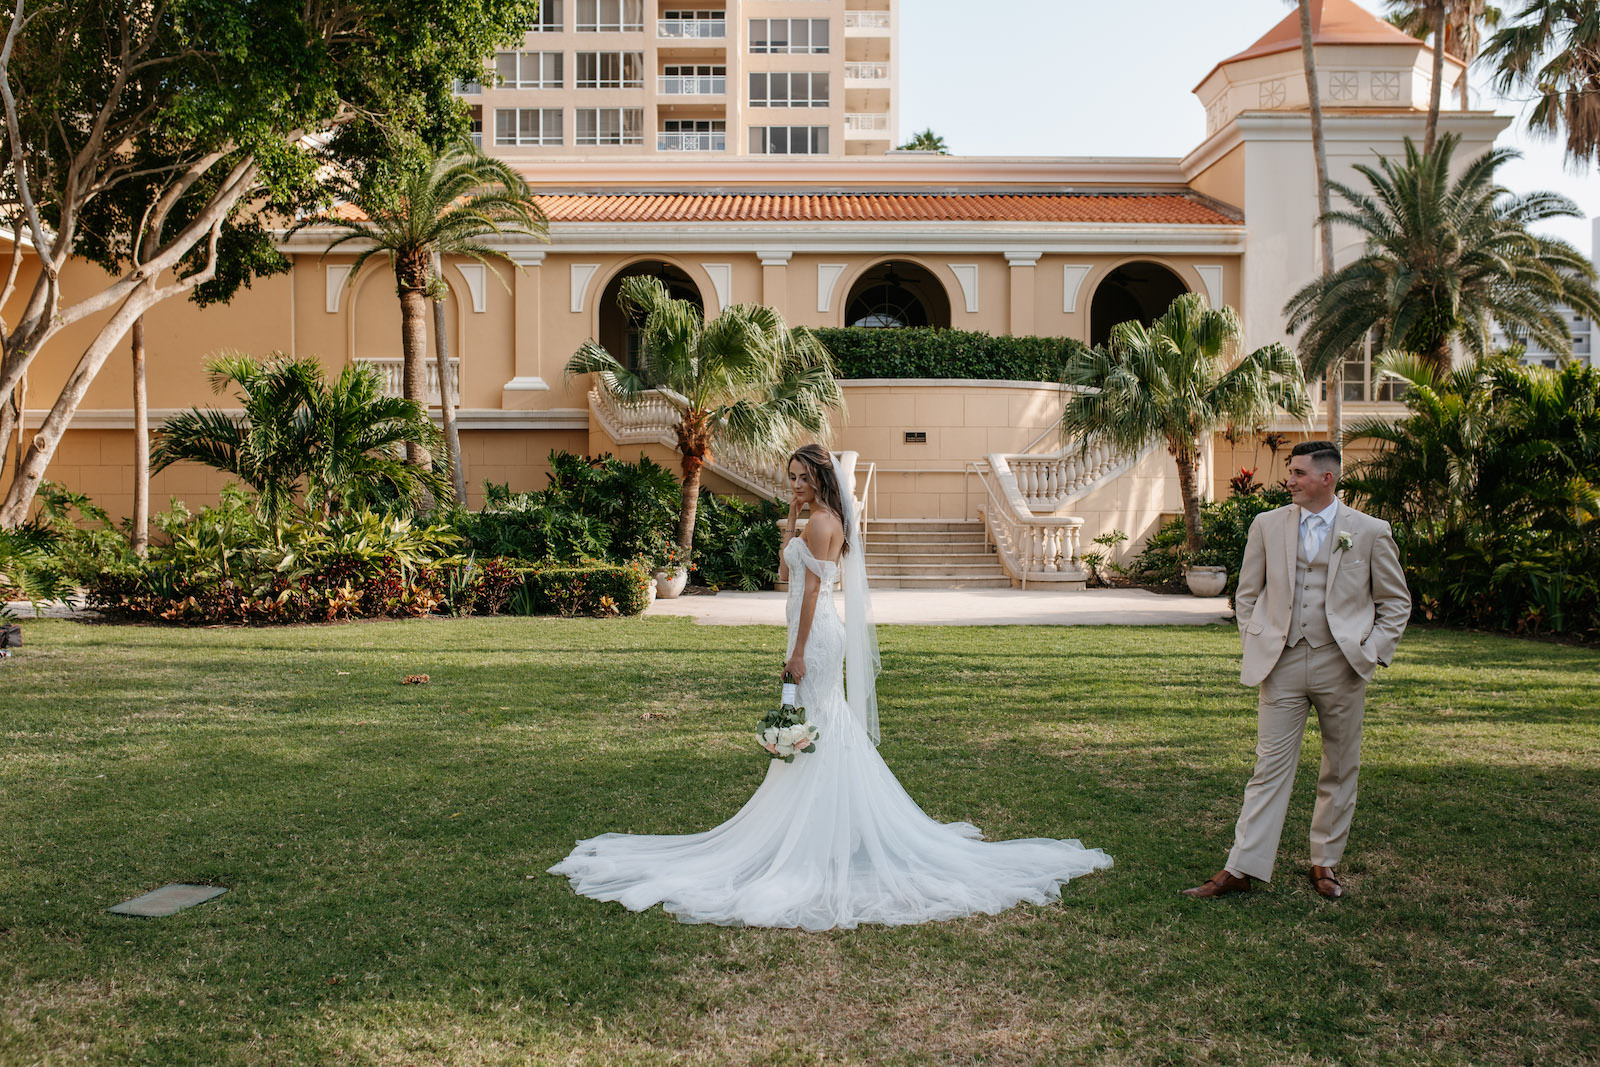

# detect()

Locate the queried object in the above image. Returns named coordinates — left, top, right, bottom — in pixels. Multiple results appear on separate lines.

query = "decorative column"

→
left=501, top=249, right=547, bottom=409
left=757, top=249, right=792, bottom=313
left=1005, top=251, right=1041, bottom=337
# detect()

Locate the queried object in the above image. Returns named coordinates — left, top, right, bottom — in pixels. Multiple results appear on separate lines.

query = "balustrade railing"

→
left=843, top=112, right=890, bottom=132
left=588, top=386, right=787, bottom=499
left=972, top=458, right=1086, bottom=588
left=843, top=11, right=891, bottom=28
left=844, top=62, right=889, bottom=81
left=658, top=75, right=726, bottom=95
left=657, top=130, right=727, bottom=152
left=355, top=358, right=459, bottom=405
left=657, top=18, right=725, bottom=38
left=1006, top=441, right=1130, bottom=510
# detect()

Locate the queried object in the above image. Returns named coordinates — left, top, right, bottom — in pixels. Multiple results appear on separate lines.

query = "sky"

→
left=897, top=0, right=1599, bottom=256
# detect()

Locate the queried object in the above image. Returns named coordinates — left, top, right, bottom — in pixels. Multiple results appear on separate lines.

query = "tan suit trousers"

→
left=1226, top=641, right=1367, bottom=882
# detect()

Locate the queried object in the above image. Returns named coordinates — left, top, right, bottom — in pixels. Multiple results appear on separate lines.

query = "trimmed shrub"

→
left=514, top=560, right=651, bottom=617
left=813, top=326, right=1090, bottom=382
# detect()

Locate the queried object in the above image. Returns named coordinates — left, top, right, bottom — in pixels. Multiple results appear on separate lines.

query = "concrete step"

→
left=864, top=532, right=989, bottom=546
left=865, top=552, right=998, bottom=566
left=867, top=561, right=1006, bottom=576
left=868, top=575, right=1014, bottom=589
left=865, top=519, right=985, bottom=533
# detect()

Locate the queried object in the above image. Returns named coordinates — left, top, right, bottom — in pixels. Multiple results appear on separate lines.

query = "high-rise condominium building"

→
left=459, top=0, right=896, bottom=160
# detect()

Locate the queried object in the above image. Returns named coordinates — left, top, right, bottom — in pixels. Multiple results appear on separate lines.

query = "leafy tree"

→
left=1284, top=133, right=1600, bottom=378
left=1061, top=293, right=1309, bottom=553
left=300, top=143, right=547, bottom=475
left=566, top=277, right=844, bottom=561
left=897, top=128, right=949, bottom=153
left=1484, top=0, right=1600, bottom=167
left=152, top=354, right=447, bottom=527
left=0, top=0, right=539, bottom=528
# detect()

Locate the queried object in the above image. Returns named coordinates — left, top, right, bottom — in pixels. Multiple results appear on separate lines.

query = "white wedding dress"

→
left=549, top=536, right=1112, bottom=930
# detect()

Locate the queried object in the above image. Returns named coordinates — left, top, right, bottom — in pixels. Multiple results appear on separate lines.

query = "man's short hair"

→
left=1290, top=440, right=1342, bottom=476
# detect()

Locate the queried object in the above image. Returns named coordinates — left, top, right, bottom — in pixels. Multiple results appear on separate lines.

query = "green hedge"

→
left=812, top=326, right=1089, bottom=382
left=515, top=561, right=652, bottom=618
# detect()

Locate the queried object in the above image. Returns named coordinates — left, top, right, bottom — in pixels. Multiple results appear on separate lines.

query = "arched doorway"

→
left=844, top=260, right=951, bottom=329
left=598, top=261, right=704, bottom=368
left=1089, top=261, right=1188, bottom=347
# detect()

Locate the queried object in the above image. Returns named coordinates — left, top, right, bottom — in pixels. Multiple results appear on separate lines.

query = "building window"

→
left=748, top=125, right=828, bottom=155
left=530, top=0, right=563, bottom=32
left=577, top=0, right=643, bottom=32
left=495, top=108, right=563, bottom=146
left=1342, top=330, right=1407, bottom=402
left=749, top=72, right=829, bottom=108
left=495, top=51, right=562, bottom=89
left=660, top=9, right=726, bottom=39
left=576, top=52, right=644, bottom=88
left=576, top=107, right=644, bottom=145
left=661, top=64, right=726, bottom=95
left=750, top=18, right=829, bottom=54
left=660, top=119, right=726, bottom=151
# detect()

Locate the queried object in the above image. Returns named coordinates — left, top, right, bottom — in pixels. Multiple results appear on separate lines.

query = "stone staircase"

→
left=862, top=519, right=1011, bottom=589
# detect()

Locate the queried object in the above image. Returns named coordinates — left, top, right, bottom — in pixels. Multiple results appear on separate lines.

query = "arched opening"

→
left=844, top=260, right=951, bottom=329
left=1089, top=261, right=1188, bottom=348
left=598, top=261, right=704, bottom=369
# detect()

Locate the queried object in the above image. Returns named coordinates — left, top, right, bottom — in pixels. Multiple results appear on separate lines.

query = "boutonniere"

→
left=1335, top=531, right=1354, bottom=553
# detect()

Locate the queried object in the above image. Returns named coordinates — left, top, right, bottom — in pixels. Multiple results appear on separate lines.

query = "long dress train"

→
left=549, top=537, right=1112, bottom=930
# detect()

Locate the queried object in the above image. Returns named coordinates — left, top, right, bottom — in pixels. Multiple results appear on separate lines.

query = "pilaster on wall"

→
left=758, top=250, right=791, bottom=312
left=503, top=249, right=548, bottom=408
left=1005, top=251, right=1041, bottom=336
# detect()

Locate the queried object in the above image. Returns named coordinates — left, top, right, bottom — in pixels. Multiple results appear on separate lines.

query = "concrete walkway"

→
left=647, top=587, right=1234, bottom=627
left=11, top=589, right=1235, bottom=628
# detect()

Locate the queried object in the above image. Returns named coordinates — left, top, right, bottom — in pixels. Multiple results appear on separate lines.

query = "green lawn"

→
left=1, top=618, right=1596, bottom=1065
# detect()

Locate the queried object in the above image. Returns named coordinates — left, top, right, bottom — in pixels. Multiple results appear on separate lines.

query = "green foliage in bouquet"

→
left=756, top=675, right=820, bottom=762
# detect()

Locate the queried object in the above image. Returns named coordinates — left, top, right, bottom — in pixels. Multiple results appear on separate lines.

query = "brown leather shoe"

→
left=1309, top=865, right=1344, bottom=899
left=1181, top=868, right=1253, bottom=898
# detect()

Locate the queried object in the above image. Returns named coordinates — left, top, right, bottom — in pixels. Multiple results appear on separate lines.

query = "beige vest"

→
left=1287, top=517, right=1336, bottom=648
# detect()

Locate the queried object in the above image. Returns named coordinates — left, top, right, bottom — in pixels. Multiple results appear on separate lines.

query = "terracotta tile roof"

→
left=532, top=192, right=1239, bottom=226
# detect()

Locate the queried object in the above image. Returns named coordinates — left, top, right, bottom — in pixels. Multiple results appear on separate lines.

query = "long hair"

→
left=789, top=443, right=850, bottom=555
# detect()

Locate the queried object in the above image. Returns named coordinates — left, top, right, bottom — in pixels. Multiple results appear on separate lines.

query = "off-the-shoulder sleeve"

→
left=793, top=538, right=839, bottom=582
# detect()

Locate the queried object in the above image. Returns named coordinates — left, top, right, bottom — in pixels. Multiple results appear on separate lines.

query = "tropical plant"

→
left=1484, top=0, right=1600, bottom=167
left=1128, top=481, right=1292, bottom=598
left=151, top=354, right=448, bottom=527
left=897, top=128, right=950, bottom=154
left=567, top=276, right=844, bottom=560
left=1343, top=351, right=1600, bottom=636
left=301, top=143, right=548, bottom=472
left=691, top=491, right=786, bottom=591
left=1284, top=133, right=1600, bottom=378
left=1062, top=293, right=1309, bottom=553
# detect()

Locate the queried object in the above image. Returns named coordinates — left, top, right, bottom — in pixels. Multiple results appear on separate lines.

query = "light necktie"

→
left=1302, top=514, right=1324, bottom=559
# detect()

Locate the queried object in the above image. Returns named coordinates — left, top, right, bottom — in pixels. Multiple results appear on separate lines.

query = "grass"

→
left=0, top=617, right=1596, bottom=1065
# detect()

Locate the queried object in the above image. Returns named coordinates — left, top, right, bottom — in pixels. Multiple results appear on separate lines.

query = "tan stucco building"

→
left=3, top=0, right=1509, bottom=583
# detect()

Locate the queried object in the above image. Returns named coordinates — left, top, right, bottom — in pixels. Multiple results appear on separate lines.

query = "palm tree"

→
left=1484, top=0, right=1600, bottom=167
left=566, top=276, right=844, bottom=561
left=897, top=128, right=950, bottom=154
left=1287, top=0, right=1341, bottom=433
left=1386, top=1, right=1505, bottom=109
left=152, top=354, right=448, bottom=527
left=303, top=143, right=548, bottom=473
left=1062, top=293, right=1310, bottom=553
left=1284, top=133, right=1600, bottom=379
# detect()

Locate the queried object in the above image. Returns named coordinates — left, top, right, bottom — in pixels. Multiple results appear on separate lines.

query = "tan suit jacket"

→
left=1234, top=501, right=1411, bottom=687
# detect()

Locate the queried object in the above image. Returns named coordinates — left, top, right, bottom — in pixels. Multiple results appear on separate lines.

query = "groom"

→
left=1184, top=441, right=1410, bottom=901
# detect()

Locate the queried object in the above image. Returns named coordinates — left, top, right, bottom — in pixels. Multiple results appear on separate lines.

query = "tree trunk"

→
left=676, top=453, right=703, bottom=561
left=1326, top=362, right=1345, bottom=442
left=397, top=285, right=433, bottom=472
left=130, top=317, right=149, bottom=557
left=1174, top=448, right=1203, bottom=553
left=1, top=375, right=19, bottom=483
left=432, top=255, right=466, bottom=505
left=1425, top=0, right=1446, bottom=154
left=1296, top=0, right=1336, bottom=287
left=0, top=283, right=156, bottom=527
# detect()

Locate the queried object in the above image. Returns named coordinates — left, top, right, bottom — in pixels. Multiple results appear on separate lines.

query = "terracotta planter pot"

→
left=1184, top=565, right=1228, bottom=597
left=654, top=566, right=690, bottom=599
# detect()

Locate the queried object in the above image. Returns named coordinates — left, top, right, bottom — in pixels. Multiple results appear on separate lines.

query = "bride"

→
left=550, top=444, right=1112, bottom=930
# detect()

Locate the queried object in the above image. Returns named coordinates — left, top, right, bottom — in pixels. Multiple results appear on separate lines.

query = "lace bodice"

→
left=782, top=537, right=846, bottom=711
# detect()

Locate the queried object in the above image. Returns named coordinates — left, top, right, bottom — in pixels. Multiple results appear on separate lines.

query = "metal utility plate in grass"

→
left=107, top=884, right=228, bottom=917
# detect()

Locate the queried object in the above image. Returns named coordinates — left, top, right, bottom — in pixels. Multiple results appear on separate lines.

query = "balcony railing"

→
left=469, top=131, right=483, bottom=148
left=843, top=112, right=890, bottom=133
left=657, top=18, right=725, bottom=39
left=844, top=11, right=891, bottom=29
left=844, top=62, right=890, bottom=81
left=657, top=131, right=726, bottom=152
left=355, top=358, right=460, bottom=406
left=658, top=75, right=726, bottom=95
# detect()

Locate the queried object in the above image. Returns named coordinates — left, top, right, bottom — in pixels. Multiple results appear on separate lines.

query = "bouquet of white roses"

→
left=757, top=674, right=820, bottom=762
